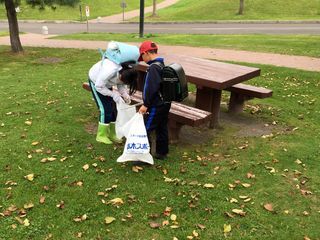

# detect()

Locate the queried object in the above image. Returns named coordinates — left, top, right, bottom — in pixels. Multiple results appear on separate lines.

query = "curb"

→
left=1, top=19, right=320, bottom=24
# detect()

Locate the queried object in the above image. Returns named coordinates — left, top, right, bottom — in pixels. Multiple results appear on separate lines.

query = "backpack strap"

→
left=149, top=61, right=167, bottom=103
left=150, top=61, right=164, bottom=70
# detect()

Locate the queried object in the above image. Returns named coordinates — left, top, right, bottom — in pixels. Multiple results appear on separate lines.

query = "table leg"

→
left=195, top=87, right=222, bottom=128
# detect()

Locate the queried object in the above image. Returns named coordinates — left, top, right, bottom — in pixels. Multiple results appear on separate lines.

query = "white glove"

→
left=111, top=92, right=123, bottom=103
left=122, top=94, right=131, bottom=104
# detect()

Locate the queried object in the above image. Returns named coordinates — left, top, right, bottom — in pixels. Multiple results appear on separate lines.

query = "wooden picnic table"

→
left=136, top=53, right=261, bottom=128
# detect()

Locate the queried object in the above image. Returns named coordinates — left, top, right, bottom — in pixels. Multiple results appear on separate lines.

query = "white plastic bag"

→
left=115, top=100, right=136, bottom=139
left=117, top=113, right=154, bottom=165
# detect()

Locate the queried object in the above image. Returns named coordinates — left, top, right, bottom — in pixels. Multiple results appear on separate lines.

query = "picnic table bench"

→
left=82, top=83, right=212, bottom=142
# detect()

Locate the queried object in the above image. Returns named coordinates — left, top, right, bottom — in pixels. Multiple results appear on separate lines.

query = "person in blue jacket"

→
left=138, top=41, right=171, bottom=159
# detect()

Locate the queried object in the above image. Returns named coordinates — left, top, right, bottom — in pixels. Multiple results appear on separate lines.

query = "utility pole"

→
left=139, top=0, right=144, bottom=38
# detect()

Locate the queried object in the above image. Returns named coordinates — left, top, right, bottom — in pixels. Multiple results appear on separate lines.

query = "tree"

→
left=238, top=0, right=244, bottom=15
left=1, top=0, right=79, bottom=53
left=151, top=0, right=157, bottom=17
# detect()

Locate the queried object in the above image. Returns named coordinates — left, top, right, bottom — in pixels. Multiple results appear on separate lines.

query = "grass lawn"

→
left=0, top=32, right=9, bottom=37
left=0, top=46, right=320, bottom=239
left=0, top=0, right=159, bottom=21
left=142, top=0, right=320, bottom=21
left=53, top=33, right=320, bottom=58
left=1, top=0, right=319, bottom=21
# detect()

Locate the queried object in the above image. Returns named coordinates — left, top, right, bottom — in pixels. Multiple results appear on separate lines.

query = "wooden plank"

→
left=136, top=54, right=261, bottom=89
left=83, top=85, right=211, bottom=127
left=226, top=83, right=273, bottom=98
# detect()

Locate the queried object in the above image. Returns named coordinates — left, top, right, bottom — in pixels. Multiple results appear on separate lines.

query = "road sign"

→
left=85, top=6, right=90, bottom=17
left=120, top=1, right=127, bottom=8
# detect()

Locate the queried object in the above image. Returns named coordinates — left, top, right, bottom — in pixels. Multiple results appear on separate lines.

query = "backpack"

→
left=152, top=62, right=189, bottom=102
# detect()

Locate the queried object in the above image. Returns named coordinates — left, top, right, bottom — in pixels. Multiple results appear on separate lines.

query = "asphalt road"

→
left=1, top=22, right=320, bottom=35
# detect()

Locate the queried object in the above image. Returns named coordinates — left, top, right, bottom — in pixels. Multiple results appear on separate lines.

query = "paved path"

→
left=89, top=0, right=179, bottom=23
left=2, top=22, right=320, bottom=35
left=0, top=33, right=319, bottom=72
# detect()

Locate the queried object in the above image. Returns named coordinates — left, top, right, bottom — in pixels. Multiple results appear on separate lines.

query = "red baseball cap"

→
left=138, top=41, right=158, bottom=61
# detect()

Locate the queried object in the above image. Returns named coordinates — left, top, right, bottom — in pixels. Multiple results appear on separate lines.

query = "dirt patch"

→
left=37, top=57, right=63, bottom=64
left=178, top=111, right=279, bottom=145
left=84, top=122, right=97, bottom=135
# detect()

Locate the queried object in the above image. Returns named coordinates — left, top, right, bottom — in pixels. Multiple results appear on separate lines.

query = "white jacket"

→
left=88, top=58, right=128, bottom=97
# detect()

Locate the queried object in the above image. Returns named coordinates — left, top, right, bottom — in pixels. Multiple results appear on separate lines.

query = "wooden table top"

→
left=137, top=54, right=261, bottom=90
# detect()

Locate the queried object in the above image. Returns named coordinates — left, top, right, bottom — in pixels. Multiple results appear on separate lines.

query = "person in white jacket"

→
left=88, top=55, right=138, bottom=145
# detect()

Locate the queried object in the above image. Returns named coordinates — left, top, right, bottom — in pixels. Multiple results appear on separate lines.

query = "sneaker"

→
left=154, top=153, right=167, bottom=160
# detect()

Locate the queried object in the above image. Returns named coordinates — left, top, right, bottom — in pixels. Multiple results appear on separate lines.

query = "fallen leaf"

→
left=108, top=198, right=124, bottom=206
left=197, top=224, right=206, bottom=230
left=149, top=222, right=161, bottom=228
left=105, top=216, right=115, bottom=224
left=162, top=220, right=169, bottom=226
left=23, top=219, right=30, bottom=226
left=25, top=121, right=32, bottom=126
left=303, top=211, right=309, bottom=216
left=203, top=183, right=214, bottom=189
left=241, top=183, right=251, bottom=188
left=264, top=203, right=273, bottom=212
left=74, top=214, right=87, bottom=222
left=246, top=172, right=255, bottom=179
left=170, top=225, right=179, bottom=229
left=170, top=214, right=177, bottom=221
left=192, top=230, right=199, bottom=237
left=82, top=164, right=89, bottom=171
left=25, top=174, right=34, bottom=181
left=39, top=196, right=45, bottom=204
left=23, top=203, right=34, bottom=209
left=230, top=198, right=238, bottom=203
left=223, top=224, right=232, bottom=233
left=132, top=166, right=143, bottom=172
left=239, top=195, right=249, bottom=199
left=232, top=209, right=246, bottom=216
left=56, top=201, right=65, bottom=209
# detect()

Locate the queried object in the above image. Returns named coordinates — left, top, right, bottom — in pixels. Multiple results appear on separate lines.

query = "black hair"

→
left=119, top=63, right=138, bottom=95
left=147, top=49, right=158, bottom=54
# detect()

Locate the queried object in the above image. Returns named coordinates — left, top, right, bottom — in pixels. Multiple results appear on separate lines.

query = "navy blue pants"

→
left=89, top=80, right=117, bottom=124
left=144, top=103, right=171, bottom=155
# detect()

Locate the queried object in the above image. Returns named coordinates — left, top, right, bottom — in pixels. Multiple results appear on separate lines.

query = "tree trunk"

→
left=238, top=0, right=244, bottom=15
left=152, top=0, right=157, bottom=17
left=5, top=0, right=23, bottom=53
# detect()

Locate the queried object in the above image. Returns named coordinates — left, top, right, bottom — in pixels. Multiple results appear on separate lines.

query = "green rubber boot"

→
left=109, top=122, right=122, bottom=143
left=96, top=123, right=112, bottom=145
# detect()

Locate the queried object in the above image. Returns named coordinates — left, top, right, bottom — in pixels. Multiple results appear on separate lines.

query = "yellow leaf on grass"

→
left=25, top=174, right=34, bottom=181
left=109, top=198, right=124, bottom=206
left=82, top=164, right=89, bottom=171
left=132, top=166, right=143, bottom=172
left=170, top=214, right=177, bottom=221
left=223, top=224, right=232, bottom=233
left=230, top=198, right=238, bottom=203
left=232, top=209, right=246, bottom=216
left=192, top=230, right=199, bottom=237
left=241, top=183, right=251, bottom=188
left=203, top=183, right=214, bottom=189
left=25, top=121, right=32, bottom=126
left=105, top=216, right=115, bottom=224
left=23, top=203, right=34, bottom=209
left=23, top=219, right=30, bottom=226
